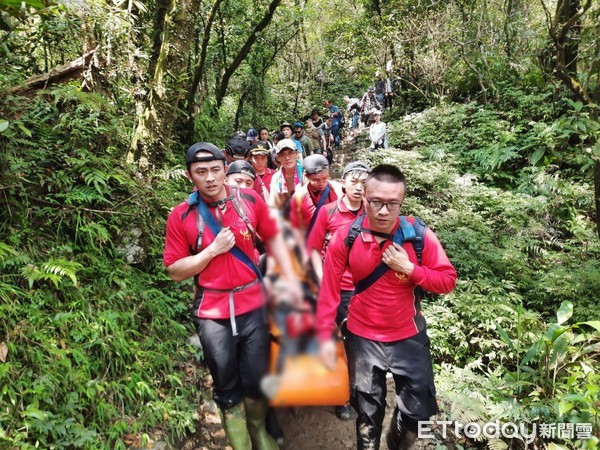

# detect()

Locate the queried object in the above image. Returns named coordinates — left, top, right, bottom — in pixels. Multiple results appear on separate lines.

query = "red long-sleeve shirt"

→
left=316, top=216, right=457, bottom=342
left=164, top=186, right=278, bottom=320
left=307, top=197, right=364, bottom=291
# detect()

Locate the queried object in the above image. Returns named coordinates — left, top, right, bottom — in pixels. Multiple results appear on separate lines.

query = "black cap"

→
left=185, top=142, right=226, bottom=167
left=225, top=137, right=250, bottom=159
left=226, top=160, right=256, bottom=179
left=280, top=122, right=293, bottom=131
left=342, top=161, right=371, bottom=178
left=248, top=142, right=270, bottom=156
left=303, top=154, right=330, bottom=175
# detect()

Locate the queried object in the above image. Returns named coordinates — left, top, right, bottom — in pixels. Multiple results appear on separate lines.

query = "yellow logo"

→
left=394, top=272, right=409, bottom=285
left=240, top=229, right=251, bottom=241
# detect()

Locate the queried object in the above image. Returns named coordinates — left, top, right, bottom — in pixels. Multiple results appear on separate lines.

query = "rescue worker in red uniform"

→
left=164, top=142, right=302, bottom=450
left=316, top=164, right=457, bottom=450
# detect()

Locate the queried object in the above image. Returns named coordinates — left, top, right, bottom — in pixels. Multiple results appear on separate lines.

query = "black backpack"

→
left=338, top=111, right=346, bottom=129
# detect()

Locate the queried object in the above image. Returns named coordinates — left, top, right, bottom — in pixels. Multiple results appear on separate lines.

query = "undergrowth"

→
left=0, top=87, right=202, bottom=449
left=357, top=95, right=599, bottom=448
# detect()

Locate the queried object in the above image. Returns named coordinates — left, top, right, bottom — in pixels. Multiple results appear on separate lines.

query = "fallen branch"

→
left=4, top=49, right=97, bottom=97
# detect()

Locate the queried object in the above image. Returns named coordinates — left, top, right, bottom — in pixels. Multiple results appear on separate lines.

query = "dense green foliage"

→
left=0, top=87, right=202, bottom=449
left=357, top=98, right=600, bottom=448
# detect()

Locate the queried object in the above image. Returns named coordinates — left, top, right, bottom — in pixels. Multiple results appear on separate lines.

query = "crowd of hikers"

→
left=163, top=89, right=457, bottom=449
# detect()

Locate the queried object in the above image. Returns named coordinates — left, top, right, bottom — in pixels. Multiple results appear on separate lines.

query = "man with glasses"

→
left=315, top=164, right=457, bottom=450
left=308, top=161, right=370, bottom=421
left=292, top=121, right=314, bottom=157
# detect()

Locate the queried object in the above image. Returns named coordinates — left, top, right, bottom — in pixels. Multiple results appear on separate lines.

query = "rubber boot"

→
left=244, top=397, right=279, bottom=450
left=356, top=421, right=380, bottom=450
left=386, top=407, right=418, bottom=450
left=218, top=403, right=252, bottom=450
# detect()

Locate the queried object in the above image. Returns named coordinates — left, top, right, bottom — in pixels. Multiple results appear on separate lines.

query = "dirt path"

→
left=185, top=372, right=441, bottom=450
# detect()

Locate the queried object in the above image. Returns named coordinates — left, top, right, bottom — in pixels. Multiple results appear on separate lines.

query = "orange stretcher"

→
left=265, top=321, right=350, bottom=407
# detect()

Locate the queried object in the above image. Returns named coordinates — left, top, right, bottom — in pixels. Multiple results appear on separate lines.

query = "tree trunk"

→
left=557, top=0, right=582, bottom=77
left=128, top=0, right=198, bottom=166
left=214, top=0, right=282, bottom=109
left=541, top=0, right=598, bottom=235
left=183, top=0, right=226, bottom=143
left=595, top=159, right=600, bottom=238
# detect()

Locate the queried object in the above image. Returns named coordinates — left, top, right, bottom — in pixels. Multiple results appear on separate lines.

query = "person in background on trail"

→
left=280, top=122, right=303, bottom=156
left=323, top=99, right=341, bottom=149
left=307, top=161, right=370, bottom=422
left=224, top=136, right=250, bottom=164
left=226, top=160, right=256, bottom=189
left=163, top=142, right=303, bottom=450
left=258, top=127, right=278, bottom=170
left=344, top=95, right=361, bottom=131
left=361, top=86, right=383, bottom=127
left=246, top=128, right=259, bottom=145
left=318, top=115, right=334, bottom=164
left=316, top=164, right=457, bottom=450
left=280, top=122, right=293, bottom=139
left=268, top=138, right=305, bottom=210
left=248, top=142, right=275, bottom=196
left=271, top=131, right=285, bottom=170
left=310, top=109, right=323, bottom=128
left=384, top=72, right=394, bottom=110
left=304, top=116, right=321, bottom=156
left=369, top=110, right=387, bottom=151
left=231, top=130, right=247, bottom=139
left=374, top=71, right=386, bottom=108
left=293, top=121, right=314, bottom=158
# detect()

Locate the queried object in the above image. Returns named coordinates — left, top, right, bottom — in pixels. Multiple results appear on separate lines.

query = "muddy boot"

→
left=356, top=422, right=380, bottom=450
left=218, top=403, right=252, bottom=450
left=386, top=407, right=418, bottom=450
left=335, top=403, right=353, bottom=421
left=244, top=397, right=279, bottom=450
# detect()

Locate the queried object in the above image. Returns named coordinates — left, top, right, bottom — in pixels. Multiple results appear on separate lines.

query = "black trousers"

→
left=345, top=328, right=438, bottom=448
left=196, top=308, right=270, bottom=409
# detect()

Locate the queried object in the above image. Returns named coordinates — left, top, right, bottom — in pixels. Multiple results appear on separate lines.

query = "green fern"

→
left=21, top=258, right=83, bottom=288
left=487, top=438, right=508, bottom=450
left=0, top=242, right=18, bottom=266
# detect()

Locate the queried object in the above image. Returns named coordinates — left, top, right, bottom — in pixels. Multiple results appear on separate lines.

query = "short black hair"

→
left=273, top=131, right=285, bottom=143
left=366, top=164, right=406, bottom=186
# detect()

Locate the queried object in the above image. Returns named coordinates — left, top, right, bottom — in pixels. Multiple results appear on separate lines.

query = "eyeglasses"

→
left=366, top=198, right=402, bottom=213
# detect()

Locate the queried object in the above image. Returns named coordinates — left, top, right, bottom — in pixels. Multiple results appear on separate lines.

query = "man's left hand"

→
left=382, top=242, right=414, bottom=275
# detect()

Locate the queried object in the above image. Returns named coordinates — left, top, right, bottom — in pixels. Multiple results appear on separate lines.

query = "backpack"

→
left=344, top=213, right=427, bottom=298
left=339, top=111, right=346, bottom=129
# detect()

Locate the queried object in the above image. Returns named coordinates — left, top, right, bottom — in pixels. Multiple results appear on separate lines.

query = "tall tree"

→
left=128, top=0, right=199, bottom=165
left=214, top=0, right=282, bottom=109
left=540, top=0, right=600, bottom=236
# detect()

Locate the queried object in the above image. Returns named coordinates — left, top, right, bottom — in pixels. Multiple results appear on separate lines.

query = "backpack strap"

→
left=228, top=185, right=256, bottom=240
left=306, top=183, right=331, bottom=236
left=345, top=215, right=428, bottom=296
left=187, top=190, right=262, bottom=281
left=344, top=213, right=365, bottom=250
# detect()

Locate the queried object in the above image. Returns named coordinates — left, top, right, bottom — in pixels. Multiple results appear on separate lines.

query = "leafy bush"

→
left=0, top=87, right=202, bottom=449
